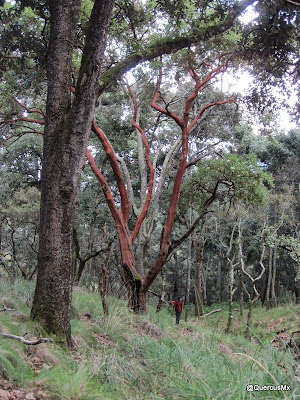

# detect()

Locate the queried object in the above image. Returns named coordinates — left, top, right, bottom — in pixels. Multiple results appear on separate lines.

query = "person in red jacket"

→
left=173, top=297, right=183, bottom=325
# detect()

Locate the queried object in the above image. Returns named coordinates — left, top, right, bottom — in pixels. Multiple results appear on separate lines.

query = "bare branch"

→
left=0, top=304, right=16, bottom=312
left=91, top=121, right=130, bottom=223
left=197, top=308, right=223, bottom=318
left=286, top=0, right=300, bottom=5
left=13, top=98, right=45, bottom=118
left=0, top=333, right=53, bottom=345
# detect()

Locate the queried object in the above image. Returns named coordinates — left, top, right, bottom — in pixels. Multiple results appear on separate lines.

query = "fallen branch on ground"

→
left=0, top=333, right=53, bottom=345
left=290, top=330, right=300, bottom=337
left=0, top=304, right=16, bottom=312
left=197, top=308, right=223, bottom=319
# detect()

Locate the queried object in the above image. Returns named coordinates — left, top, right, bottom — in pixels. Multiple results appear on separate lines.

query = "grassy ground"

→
left=0, top=279, right=299, bottom=399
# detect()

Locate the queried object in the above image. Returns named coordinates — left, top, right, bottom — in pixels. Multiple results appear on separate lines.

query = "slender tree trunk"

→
left=99, top=265, right=109, bottom=315
left=31, top=0, right=115, bottom=346
left=194, top=223, right=205, bottom=317
left=264, top=247, right=272, bottom=308
left=173, top=278, right=178, bottom=299
left=294, top=260, right=300, bottom=303
left=76, top=260, right=87, bottom=284
left=184, top=203, right=193, bottom=321
left=156, top=270, right=167, bottom=312
left=295, top=284, right=300, bottom=304
left=225, top=221, right=237, bottom=334
left=217, top=259, right=222, bottom=303
left=239, top=217, right=266, bottom=339
left=184, top=257, right=191, bottom=322
left=201, top=256, right=208, bottom=306
left=194, top=244, right=204, bottom=317
left=245, top=300, right=253, bottom=339
left=0, top=220, right=2, bottom=259
left=238, top=270, right=243, bottom=316
left=172, top=253, right=179, bottom=299
left=271, top=246, right=277, bottom=307
left=225, top=258, right=235, bottom=334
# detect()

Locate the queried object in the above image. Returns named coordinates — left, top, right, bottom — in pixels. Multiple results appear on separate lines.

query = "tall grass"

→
left=0, top=338, right=34, bottom=383
left=0, top=279, right=298, bottom=399
left=39, top=364, right=107, bottom=400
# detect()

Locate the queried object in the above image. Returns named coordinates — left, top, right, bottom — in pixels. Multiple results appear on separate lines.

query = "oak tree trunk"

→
left=31, top=0, right=114, bottom=346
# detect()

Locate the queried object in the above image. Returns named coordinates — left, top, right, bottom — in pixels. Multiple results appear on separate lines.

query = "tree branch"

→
left=115, top=154, right=138, bottom=215
left=0, top=333, right=53, bottom=345
left=197, top=308, right=223, bottom=318
left=0, top=304, right=16, bottom=312
left=286, top=0, right=300, bottom=5
left=91, top=121, right=130, bottom=223
left=13, top=98, right=45, bottom=118
left=97, top=0, right=256, bottom=94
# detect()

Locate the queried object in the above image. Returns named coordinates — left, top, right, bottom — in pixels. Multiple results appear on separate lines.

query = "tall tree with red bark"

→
left=86, top=57, right=239, bottom=310
left=1, top=0, right=299, bottom=344
left=30, top=0, right=255, bottom=344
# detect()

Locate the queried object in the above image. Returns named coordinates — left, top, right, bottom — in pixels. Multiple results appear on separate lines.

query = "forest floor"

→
left=0, top=279, right=299, bottom=399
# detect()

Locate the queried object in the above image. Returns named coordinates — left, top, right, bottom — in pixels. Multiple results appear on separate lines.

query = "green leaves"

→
left=263, top=228, right=300, bottom=264
left=182, top=154, right=273, bottom=211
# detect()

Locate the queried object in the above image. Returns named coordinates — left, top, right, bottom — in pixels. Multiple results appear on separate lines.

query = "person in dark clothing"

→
left=173, top=297, right=183, bottom=325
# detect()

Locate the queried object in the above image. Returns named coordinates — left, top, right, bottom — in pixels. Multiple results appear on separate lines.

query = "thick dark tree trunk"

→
left=30, top=1, right=82, bottom=346
left=31, top=0, right=115, bottom=346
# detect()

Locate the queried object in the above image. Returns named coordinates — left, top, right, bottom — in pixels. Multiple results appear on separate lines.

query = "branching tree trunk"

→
left=0, top=2, right=269, bottom=348
left=88, top=60, right=235, bottom=311
left=264, top=198, right=286, bottom=309
left=238, top=217, right=266, bottom=339
left=0, top=2, right=257, bottom=343
left=73, top=228, right=107, bottom=283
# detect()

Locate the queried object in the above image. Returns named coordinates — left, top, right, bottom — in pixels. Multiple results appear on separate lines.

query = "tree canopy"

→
left=0, top=0, right=299, bottom=345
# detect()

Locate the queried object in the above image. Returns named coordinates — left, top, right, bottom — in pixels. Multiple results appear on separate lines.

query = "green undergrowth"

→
left=0, top=279, right=299, bottom=399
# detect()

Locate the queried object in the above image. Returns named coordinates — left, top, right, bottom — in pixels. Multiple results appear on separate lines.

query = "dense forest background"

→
left=0, top=0, right=299, bottom=345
